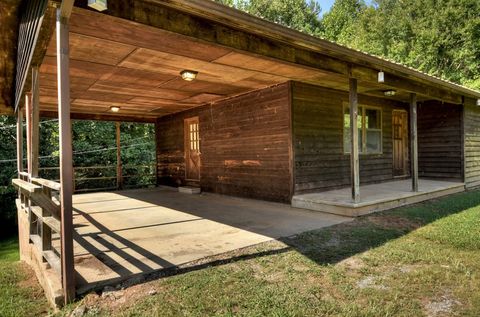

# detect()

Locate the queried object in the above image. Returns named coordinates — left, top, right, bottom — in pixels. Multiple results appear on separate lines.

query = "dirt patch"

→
left=17, top=262, right=45, bottom=298
left=356, top=275, right=389, bottom=290
left=367, top=215, right=421, bottom=230
left=424, top=293, right=461, bottom=316
left=337, top=257, right=365, bottom=271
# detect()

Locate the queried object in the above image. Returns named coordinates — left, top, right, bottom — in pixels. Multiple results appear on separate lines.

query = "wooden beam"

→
left=350, top=78, right=360, bottom=203
left=116, top=122, right=123, bottom=190
left=410, top=93, right=418, bottom=192
left=56, top=7, right=75, bottom=304
left=16, top=109, right=24, bottom=175
left=39, top=110, right=157, bottom=123
left=31, top=67, right=40, bottom=178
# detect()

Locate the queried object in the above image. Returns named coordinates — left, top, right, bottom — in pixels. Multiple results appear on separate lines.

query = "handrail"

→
left=31, top=177, right=61, bottom=191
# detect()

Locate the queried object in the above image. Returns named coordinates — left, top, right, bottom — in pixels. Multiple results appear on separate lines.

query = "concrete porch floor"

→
left=69, top=187, right=350, bottom=294
left=292, top=179, right=465, bottom=217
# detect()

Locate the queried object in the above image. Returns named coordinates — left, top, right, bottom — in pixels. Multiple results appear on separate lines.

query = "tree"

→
left=321, top=0, right=366, bottom=44
left=215, top=0, right=324, bottom=36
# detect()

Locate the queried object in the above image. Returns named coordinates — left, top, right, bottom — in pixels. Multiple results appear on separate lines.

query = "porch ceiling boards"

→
left=38, top=7, right=395, bottom=120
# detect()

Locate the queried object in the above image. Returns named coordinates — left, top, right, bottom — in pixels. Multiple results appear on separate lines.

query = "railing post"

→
left=56, top=4, right=75, bottom=304
left=116, top=122, right=123, bottom=190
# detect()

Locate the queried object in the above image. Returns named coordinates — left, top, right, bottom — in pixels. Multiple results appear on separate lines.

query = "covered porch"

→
left=292, top=179, right=465, bottom=217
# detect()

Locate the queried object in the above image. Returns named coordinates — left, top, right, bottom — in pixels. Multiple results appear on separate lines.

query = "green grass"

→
left=2, top=190, right=480, bottom=316
left=0, top=238, right=50, bottom=317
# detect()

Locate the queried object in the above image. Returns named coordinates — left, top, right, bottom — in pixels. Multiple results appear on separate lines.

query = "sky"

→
left=316, top=0, right=336, bottom=16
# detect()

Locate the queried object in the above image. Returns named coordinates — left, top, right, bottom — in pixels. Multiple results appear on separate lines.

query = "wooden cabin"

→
left=2, top=0, right=480, bottom=306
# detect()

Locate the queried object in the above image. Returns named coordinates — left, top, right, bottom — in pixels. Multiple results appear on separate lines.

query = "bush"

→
left=0, top=186, right=17, bottom=239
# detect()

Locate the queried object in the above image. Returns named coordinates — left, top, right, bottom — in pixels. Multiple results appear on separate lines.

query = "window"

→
left=189, top=122, right=199, bottom=151
left=344, top=105, right=382, bottom=154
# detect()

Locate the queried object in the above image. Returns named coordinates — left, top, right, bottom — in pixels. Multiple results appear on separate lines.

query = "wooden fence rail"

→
left=12, top=176, right=62, bottom=274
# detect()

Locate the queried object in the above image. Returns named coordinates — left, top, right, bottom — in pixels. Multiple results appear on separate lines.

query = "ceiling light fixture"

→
left=110, top=106, right=120, bottom=113
left=383, top=90, right=396, bottom=97
left=180, top=70, right=198, bottom=82
left=378, top=71, right=385, bottom=83
left=88, top=0, right=108, bottom=11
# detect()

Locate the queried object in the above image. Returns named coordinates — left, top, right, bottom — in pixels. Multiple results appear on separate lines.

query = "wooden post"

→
left=350, top=78, right=360, bottom=203
left=116, top=122, right=123, bottom=190
left=25, top=95, right=32, bottom=178
left=16, top=109, right=24, bottom=176
left=410, top=93, right=419, bottom=192
left=31, top=67, right=40, bottom=178
left=56, top=6, right=75, bottom=304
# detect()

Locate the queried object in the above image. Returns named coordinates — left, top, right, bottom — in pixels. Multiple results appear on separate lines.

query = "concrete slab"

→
left=70, top=187, right=350, bottom=293
left=292, top=179, right=465, bottom=216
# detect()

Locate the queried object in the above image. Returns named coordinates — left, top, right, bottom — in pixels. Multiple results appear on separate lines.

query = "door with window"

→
left=185, top=117, right=201, bottom=181
left=392, top=110, right=408, bottom=176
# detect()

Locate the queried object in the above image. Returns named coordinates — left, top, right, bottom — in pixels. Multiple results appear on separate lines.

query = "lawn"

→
left=2, top=190, right=480, bottom=316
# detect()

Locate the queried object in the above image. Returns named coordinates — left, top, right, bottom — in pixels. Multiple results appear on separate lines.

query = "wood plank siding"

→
left=464, top=100, right=480, bottom=188
left=156, top=83, right=292, bottom=202
left=292, top=82, right=407, bottom=194
left=417, top=101, right=463, bottom=181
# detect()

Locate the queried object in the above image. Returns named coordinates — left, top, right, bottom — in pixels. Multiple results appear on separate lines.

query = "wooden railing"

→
left=13, top=176, right=62, bottom=274
left=38, top=164, right=156, bottom=193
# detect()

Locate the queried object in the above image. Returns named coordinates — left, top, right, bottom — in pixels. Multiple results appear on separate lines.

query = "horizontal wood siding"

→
left=292, top=82, right=407, bottom=194
left=417, top=101, right=463, bottom=181
left=156, top=83, right=292, bottom=202
left=464, top=100, right=480, bottom=188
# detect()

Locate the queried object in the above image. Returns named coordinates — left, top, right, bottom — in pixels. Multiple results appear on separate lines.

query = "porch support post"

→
left=16, top=109, right=24, bottom=176
left=31, top=67, right=40, bottom=178
left=116, top=122, right=123, bottom=190
left=56, top=5, right=75, bottom=304
left=349, top=78, right=360, bottom=203
left=410, top=93, right=419, bottom=192
left=25, top=95, right=32, bottom=177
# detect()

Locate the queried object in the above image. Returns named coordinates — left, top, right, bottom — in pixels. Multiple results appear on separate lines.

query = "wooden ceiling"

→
left=38, top=8, right=400, bottom=120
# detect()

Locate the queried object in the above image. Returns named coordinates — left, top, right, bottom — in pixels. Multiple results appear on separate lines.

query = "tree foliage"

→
left=215, top=0, right=323, bottom=36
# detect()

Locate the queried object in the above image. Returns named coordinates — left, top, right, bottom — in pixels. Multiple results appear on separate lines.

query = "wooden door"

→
left=184, top=117, right=201, bottom=181
left=392, top=110, right=409, bottom=176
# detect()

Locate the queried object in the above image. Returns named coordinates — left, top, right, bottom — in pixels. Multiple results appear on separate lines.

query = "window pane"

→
left=365, top=109, right=380, bottom=129
left=344, top=107, right=363, bottom=153
left=366, top=130, right=381, bottom=153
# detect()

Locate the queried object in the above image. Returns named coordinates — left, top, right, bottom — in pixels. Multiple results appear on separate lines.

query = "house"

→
left=2, top=0, right=480, bottom=306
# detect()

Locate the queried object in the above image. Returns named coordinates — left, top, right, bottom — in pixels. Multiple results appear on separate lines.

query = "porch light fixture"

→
left=110, top=106, right=120, bottom=113
left=378, top=71, right=385, bottom=83
left=383, top=90, right=396, bottom=97
left=88, top=0, right=108, bottom=12
left=180, top=70, right=198, bottom=82
left=477, top=99, right=480, bottom=107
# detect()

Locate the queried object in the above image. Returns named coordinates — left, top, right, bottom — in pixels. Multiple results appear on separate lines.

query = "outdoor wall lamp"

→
left=383, top=90, right=396, bottom=97
left=378, top=71, right=385, bottom=83
left=180, top=70, right=199, bottom=82
left=110, top=106, right=120, bottom=113
left=88, top=0, right=108, bottom=11
left=477, top=99, right=480, bottom=107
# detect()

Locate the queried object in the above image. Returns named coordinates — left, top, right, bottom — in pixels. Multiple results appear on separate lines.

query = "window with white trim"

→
left=343, top=105, right=382, bottom=154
